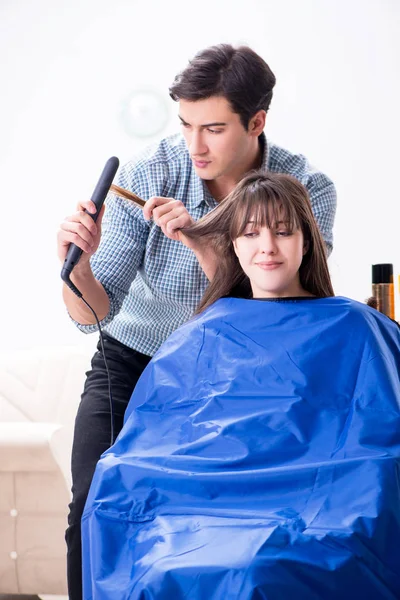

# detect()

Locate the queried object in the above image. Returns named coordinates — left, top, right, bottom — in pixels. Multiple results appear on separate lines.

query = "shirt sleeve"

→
left=71, top=162, right=151, bottom=334
left=304, top=170, right=337, bottom=256
left=267, top=143, right=337, bottom=256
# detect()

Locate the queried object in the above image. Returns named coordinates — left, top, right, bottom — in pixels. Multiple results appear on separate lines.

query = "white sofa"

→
left=0, top=345, right=93, bottom=596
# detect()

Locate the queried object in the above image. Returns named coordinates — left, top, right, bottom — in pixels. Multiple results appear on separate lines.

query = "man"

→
left=57, top=43, right=336, bottom=599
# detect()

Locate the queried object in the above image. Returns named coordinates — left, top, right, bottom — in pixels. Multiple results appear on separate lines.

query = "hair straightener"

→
left=60, top=157, right=145, bottom=445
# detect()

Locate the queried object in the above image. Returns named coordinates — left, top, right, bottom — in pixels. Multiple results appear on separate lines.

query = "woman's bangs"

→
left=231, top=187, right=298, bottom=238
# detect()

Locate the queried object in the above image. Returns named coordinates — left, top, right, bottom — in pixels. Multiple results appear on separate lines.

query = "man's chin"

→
left=194, top=166, right=218, bottom=181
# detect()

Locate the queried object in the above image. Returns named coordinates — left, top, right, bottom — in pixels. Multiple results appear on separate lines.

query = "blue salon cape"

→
left=82, top=297, right=400, bottom=599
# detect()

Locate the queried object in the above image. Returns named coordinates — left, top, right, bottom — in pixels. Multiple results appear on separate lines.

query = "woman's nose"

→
left=259, top=230, right=277, bottom=254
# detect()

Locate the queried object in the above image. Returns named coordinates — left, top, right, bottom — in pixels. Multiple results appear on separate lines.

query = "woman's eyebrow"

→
left=245, top=220, right=290, bottom=225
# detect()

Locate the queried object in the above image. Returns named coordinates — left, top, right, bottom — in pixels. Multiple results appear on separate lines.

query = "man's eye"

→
left=208, top=128, right=223, bottom=134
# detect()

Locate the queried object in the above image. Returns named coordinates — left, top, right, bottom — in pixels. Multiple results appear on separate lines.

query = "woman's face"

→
left=232, top=216, right=309, bottom=298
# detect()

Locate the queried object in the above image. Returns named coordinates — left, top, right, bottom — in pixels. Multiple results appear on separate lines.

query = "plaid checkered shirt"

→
left=73, top=133, right=336, bottom=355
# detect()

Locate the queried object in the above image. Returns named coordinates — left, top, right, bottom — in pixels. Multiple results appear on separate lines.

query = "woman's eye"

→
left=244, top=231, right=258, bottom=238
left=276, top=231, right=291, bottom=237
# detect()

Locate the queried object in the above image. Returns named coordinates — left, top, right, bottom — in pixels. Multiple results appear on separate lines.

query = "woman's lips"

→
left=255, top=262, right=283, bottom=271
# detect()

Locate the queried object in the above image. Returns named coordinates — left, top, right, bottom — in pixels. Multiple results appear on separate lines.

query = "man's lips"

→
left=255, top=261, right=283, bottom=270
left=192, top=159, right=210, bottom=168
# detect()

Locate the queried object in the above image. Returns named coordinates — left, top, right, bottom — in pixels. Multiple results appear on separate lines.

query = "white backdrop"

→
left=1, top=0, right=399, bottom=351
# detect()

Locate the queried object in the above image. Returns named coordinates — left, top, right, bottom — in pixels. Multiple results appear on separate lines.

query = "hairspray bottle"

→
left=372, top=263, right=395, bottom=320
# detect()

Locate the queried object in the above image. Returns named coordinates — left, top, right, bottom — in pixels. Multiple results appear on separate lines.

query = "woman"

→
left=82, top=173, right=400, bottom=600
left=183, top=170, right=333, bottom=308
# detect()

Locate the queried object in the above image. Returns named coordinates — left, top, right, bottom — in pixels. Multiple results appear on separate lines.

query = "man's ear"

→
left=248, top=110, right=266, bottom=136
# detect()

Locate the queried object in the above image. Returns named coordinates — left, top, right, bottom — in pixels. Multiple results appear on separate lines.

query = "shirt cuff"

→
left=68, top=285, right=117, bottom=334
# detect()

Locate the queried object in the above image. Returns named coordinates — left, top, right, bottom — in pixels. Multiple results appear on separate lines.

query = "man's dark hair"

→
left=169, top=44, right=276, bottom=130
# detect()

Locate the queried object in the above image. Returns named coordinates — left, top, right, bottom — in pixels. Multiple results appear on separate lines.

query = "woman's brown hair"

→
left=182, top=171, right=334, bottom=313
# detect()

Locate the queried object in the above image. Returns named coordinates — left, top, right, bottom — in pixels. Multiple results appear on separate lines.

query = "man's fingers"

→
left=59, top=220, right=95, bottom=250
left=65, top=211, right=98, bottom=236
left=143, top=197, right=176, bottom=220
left=164, top=213, right=193, bottom=233
left=57, top=230, right=92, bottom=259
left=58, top=204, right=105, bottom=264
left=156, top=206, right=186, bottom=227
left=142, top=197, right=193, bottom=240
left=75, top=200, right=97, bottom=214
left=152, top=200, right=183, bottom=221
left=157, top=215, right=194, bottom=243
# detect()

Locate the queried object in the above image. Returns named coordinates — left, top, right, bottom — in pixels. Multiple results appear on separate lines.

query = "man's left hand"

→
left=143, top=197, right=195, bottom=246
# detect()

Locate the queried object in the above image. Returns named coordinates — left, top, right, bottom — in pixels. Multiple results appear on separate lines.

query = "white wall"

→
left=1, top=0, right=399, bottom=351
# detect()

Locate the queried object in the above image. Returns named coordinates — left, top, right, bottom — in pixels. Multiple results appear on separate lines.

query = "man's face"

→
left=179, top=97, right=256, bottom=183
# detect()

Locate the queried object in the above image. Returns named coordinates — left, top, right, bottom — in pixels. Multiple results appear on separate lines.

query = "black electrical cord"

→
left=80, top=297, right=115, bottom=446
left=65, top=279, right=115, bottom=447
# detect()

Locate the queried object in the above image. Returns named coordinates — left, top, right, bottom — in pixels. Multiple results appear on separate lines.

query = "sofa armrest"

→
left=0, top=423, right=63, bottom=472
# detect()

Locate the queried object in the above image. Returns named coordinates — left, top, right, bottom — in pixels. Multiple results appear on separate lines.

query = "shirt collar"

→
left=259, top=132, right=270, bottom=170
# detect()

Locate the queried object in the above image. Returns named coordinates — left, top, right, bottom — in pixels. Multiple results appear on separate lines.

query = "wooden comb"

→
left=109, top=184, right=146, bottom=208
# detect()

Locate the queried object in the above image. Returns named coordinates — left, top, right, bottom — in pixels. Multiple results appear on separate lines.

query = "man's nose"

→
left=190, top=131, right=207, bottom=156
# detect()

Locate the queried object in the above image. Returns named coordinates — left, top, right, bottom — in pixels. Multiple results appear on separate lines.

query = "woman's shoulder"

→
left=332, top=296, right=399, bottom=329
left=155, top=296, right=398, bottom=360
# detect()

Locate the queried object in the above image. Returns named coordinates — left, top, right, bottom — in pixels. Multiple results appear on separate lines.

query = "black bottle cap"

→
left=372, top=263, right=393, bottom=284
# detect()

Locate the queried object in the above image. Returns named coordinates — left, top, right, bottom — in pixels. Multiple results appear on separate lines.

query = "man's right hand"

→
left=58, top=201, right=110, bottom=324
left=57, top=201, right=105, bottom=267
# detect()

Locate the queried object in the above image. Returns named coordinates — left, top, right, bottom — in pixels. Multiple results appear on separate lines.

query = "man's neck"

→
left=206, top=139, right=263, bottom=202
